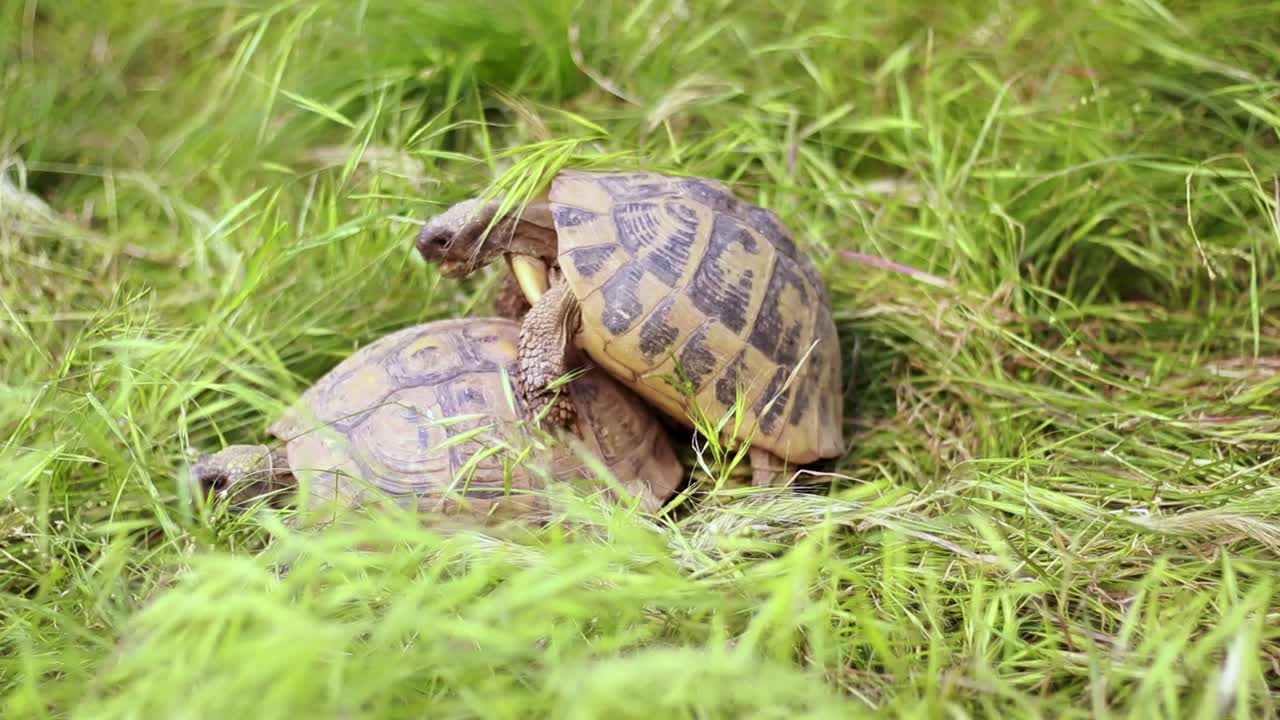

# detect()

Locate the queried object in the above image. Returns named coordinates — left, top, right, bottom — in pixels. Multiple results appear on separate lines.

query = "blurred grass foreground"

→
left=2, top=1, right=1279, bottom=718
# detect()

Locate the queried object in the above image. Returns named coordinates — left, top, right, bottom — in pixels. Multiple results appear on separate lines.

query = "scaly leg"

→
left=517, top=279, right=582, bottom=429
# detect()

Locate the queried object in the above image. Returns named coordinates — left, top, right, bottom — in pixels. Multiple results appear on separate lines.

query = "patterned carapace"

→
left=547, top=171, right=843, bottom=465
left=258, top=318, right=683, bottom=517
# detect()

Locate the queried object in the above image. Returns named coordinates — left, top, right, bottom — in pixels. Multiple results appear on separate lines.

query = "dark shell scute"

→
left=598, top=176, right=666, bottom=202
left=553, top=205, right=600, bottom=228
left=638, top=295, right=680, bottom=361
left=612, top=201, right=660, bottom=254
left=776, top=320, right=805, bottom=368
left=676, top=324, right=719, bottom=390
left=747, top=259, right=810, bottom=365
left=641, top=247, right=685, bottom=288
left=667, top=201, right=699, bottom=225
left=566, top=245, right=618, bottom=280
left=745, top=206, right=797, bottom=257
left=796, top=255, right=830, bottom=306
left=679, top=178, right=738, bottom=213
left=688, top=214, right=760, bottom=335
left=608, top=199, right=698, bottom=288
left=752, top=366, right=792, bottom=436
left=714, top=352, right=746, bottom=407
left=639, top=200, right=699, bottom=286
left=678, top=177, right=800, bottom=259
left=598, top=263, right=648, bottom=335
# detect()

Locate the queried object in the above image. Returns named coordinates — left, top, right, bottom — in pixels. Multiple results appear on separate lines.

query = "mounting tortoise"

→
left=190, top=318, right=683, bottom=525
left=416, top=169, right=844, bottom=487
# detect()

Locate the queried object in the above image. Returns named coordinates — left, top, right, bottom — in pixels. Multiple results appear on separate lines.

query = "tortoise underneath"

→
left=417, top=169, right=846, bottom=487
left=191, top=318, right=684, bottom=526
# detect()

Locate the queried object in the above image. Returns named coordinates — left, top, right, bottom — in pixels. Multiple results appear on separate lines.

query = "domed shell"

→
left=267, top=318, right=683, bottom=520
left=547, top=170, right=844, bottom=465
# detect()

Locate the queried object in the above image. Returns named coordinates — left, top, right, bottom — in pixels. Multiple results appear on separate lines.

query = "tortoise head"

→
left=191, top=445, right=293, bottom=509
left=416, top=197, right=559, bottom=280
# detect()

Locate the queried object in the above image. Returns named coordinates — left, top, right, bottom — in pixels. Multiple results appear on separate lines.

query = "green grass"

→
left=3, top=0, right=1280, bottom=717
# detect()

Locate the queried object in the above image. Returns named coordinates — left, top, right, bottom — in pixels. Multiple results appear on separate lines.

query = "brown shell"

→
left=267, top=318, right=683, bottom=520
left=548, top=170, right=844, bottom=465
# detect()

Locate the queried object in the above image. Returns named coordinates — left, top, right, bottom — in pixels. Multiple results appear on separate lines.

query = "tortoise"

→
left=415, top=169, right=844, bottom=487
left=190, top=318, right=684, bottom=525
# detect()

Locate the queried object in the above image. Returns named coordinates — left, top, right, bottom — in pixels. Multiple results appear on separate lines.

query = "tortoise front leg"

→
left=748, top=446, right=790, bottom=487
left=517, top=279, right=582, bottom=429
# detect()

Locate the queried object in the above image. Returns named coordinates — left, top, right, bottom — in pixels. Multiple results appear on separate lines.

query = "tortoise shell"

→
left=546, top=170, right=844, bottom=465
left=267, top=318, right=683, bottom=520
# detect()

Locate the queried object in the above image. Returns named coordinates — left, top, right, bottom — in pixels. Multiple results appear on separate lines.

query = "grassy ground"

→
left=3, top=0, right=1279, bottom=717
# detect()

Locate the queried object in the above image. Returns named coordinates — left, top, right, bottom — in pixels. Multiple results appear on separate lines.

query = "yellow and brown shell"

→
left=547, top=170, right=844, bottom=465
left=267, top=318, right=683, bottom=521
